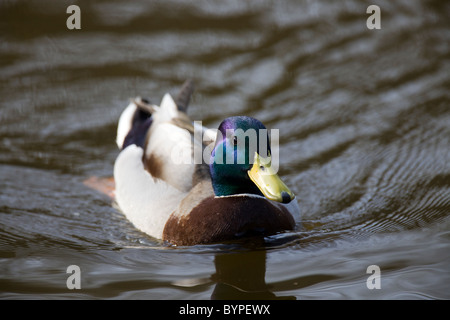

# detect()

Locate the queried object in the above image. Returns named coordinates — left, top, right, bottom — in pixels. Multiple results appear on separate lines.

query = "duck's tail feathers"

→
left=116, top=98, right=154, bottom=150
left=116, top=79, right=194, bottom=150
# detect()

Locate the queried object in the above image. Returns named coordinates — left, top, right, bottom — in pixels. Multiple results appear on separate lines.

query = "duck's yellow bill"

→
left=247, top=152, right=295, bottom=204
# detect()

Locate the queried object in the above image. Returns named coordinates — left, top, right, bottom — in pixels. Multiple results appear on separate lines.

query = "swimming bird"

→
left=114, top=80, right=300, bottom=245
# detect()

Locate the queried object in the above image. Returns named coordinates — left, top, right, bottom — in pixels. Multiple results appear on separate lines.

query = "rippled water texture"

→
left=1, top=0, right=449, bottom=299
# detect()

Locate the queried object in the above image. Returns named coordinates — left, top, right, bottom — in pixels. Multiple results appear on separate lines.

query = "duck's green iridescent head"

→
left=209, top=116, right=294, bottom=203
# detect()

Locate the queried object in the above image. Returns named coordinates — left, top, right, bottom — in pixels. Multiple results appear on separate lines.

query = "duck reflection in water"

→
left=210, top=244, right=295, bottom=300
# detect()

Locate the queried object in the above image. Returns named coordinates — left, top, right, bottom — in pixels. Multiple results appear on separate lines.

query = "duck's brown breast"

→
left=162, top=196, right=295, bottom=246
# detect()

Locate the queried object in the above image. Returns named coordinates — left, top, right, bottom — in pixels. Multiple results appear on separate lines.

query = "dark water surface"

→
left=1, top=0, right=449, bottom=299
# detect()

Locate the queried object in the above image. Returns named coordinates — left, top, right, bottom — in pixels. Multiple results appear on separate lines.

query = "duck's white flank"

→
left=114, top=144, right=186, bottom=239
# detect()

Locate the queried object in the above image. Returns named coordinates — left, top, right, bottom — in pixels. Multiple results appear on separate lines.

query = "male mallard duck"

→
left=114, top=80, right=300, bottom=245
